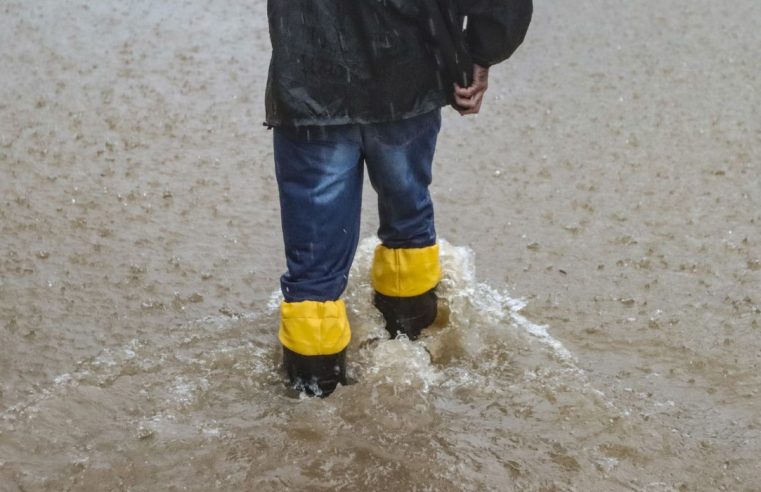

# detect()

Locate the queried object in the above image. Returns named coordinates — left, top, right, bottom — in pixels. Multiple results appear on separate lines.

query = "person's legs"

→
left=273, top=124, right=363, bottom=395
left=362, top=109, right=442, bottom=339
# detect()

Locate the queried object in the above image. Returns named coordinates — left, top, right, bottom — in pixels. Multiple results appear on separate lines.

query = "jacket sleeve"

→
left=458, top=0, right=533, bottom=67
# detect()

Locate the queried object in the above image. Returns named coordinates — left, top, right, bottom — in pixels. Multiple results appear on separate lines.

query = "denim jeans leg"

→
left=273, top=125, right=364, bottom=302
left=362, top=109, right=442, bottom=249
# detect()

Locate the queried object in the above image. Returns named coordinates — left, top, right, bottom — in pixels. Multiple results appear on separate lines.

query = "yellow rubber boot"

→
left=371, top=243, right=441, bottom=339
left=279, top=299, right=351, bottom=396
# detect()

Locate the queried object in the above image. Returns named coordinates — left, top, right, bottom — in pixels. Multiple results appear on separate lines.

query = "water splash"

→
left=0, top=237, right=632, bottom=490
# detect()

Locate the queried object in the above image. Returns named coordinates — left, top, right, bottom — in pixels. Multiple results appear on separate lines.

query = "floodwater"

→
left=1, top=0, right=760, bottom=490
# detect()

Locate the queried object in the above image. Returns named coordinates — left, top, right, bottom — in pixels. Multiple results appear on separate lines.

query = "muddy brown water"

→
left=1, top=0, right=760, bottom=490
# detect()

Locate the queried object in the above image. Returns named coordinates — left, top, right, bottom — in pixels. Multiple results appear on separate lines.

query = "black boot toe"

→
left=283, top=347, right=347, bottom=397
left=373, top=289, right=438, bottom=340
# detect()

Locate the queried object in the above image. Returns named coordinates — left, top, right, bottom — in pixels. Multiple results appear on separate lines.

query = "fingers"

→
left=454, top=83, right=477, bottom=98
left=453, top=91, right=477, bottom=109
left=456, top=98, right=482, bottom=116
left=453, top=85, right=486, bottom=115
left=455, top=64, right=490, bottom=97
left=454, top=81, right=487, bottom=98
left=454, top=91, right=484, bottom=115
left=453, top=64, right=490, bottom=115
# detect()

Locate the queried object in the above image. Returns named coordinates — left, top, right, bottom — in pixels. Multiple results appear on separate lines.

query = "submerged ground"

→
left=1, top=0, right=760, bottom=490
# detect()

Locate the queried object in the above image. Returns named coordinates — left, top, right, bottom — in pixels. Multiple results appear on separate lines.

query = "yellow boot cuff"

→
left=371, top=243, right=441, bottom=298
left=279, top=300, right=351, bottom=356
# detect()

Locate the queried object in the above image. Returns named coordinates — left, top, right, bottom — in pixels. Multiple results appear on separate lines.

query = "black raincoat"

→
left=265, top=0, right=532, bottom=127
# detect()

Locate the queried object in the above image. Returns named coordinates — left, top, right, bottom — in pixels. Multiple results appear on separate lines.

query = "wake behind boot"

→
left=371, top=243, right=441, bottom=340
left=279, top=299, right=351, bottom=397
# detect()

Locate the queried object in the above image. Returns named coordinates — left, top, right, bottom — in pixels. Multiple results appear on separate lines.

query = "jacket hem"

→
left=264, top=96, right=449, bottom=128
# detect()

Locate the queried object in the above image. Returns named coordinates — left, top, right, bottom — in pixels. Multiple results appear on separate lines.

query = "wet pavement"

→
left=1, top=0, right=760, bottom=490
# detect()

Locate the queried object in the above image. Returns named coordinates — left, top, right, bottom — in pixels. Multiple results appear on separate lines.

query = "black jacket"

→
left=265, top=0, right=532, bottom=127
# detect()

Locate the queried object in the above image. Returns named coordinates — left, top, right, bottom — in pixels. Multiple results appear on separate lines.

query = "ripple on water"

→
left=1, top=238, right=632, bottom=490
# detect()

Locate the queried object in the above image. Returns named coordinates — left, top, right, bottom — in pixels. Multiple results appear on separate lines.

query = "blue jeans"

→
left=274, top=109, right=442, bottom=302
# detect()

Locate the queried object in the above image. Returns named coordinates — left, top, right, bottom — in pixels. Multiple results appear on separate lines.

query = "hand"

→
left=453, top=64, right=489, bottom=116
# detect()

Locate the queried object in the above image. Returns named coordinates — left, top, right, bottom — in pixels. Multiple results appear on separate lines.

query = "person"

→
left=265, top=0, right=532, bottom=396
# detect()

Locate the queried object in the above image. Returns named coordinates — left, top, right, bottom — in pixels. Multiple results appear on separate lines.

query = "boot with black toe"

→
left=371, top=243, right=441, bottom=339
left=373, top=288, right=437, bottom=340
left=279, top=299, right=351, bottom=397
left=283, top=346, right=346, bottom=396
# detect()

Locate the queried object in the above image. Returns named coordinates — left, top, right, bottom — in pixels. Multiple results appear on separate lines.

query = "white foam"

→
left=266, top=289, right=283, bottom=313
left=6, top=237, right=606, bottom=419
left=364, top=337, right=441, bottom=392
left=436, top=239, right=579, bottom=363
left=340, top=238, right=627, bottom=413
